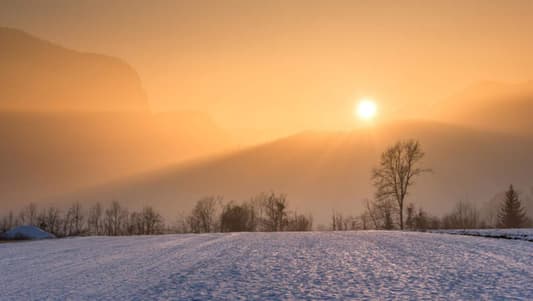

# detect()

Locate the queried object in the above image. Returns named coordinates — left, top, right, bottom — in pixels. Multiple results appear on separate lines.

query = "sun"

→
left=355, top=99, right=378, bottom=121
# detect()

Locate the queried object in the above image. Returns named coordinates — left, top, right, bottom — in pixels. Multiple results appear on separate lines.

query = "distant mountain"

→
left=433, top=81, right=533, bottom=134
left=0, top=28, right=234, bottom=207
left=0, top=27, right=148, bottom=111
left=54, top=120, right=533, bottom=225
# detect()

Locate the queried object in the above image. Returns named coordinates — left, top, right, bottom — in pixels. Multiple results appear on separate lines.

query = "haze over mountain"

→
left=0, top=27, right=147, bottom=112
left=0, top=28, right=233, bottom=206
left=52, top=120, right=533, bottom=225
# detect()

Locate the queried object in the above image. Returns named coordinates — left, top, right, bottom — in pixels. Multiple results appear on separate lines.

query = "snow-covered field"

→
left=1, top=231, right=532, bottom=300
left=431, top=228, right=533, bottom=241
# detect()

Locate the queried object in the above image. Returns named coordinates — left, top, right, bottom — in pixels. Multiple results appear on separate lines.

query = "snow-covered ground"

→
left=0, top=231, right=532, bottom=300
left=432, top=228, right=533, bottom=241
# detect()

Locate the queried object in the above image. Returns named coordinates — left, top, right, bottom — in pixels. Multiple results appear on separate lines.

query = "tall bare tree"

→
left=19, top=203, right=38, bottom=226
left=37, top=206, right=61, bottom=236
left=372, top=140, right=429, bottom=230
left=0, top=211, right=16, bottom=232
left=360, top=211, right=370, bottom=230
left=88, top=202, right=103, bottom=235
left=68, top=202, right=85, bottom=235
left=365, top=199, right=379, bottom=229
left=141, top=206, right=163, bottom=234
left=104, top=201, right=128, bottom=236
left=261, top=193, right=288, bottom=232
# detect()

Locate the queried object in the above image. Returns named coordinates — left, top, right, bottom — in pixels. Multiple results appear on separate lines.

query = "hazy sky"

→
left=2, top=0, right=533, bottom=130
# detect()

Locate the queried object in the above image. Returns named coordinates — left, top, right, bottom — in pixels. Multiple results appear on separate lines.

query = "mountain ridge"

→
left=0, top=27, right=149, bottom=112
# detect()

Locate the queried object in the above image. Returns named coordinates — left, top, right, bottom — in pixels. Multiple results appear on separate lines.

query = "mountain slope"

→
left=0, top=27, right=148, bottom=111
left=55, top=120, right=533, bottom=224
left=0, top=111, right=233, bottom=207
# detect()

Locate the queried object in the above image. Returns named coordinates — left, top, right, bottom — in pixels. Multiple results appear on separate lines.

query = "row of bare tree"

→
left=2, top=140, right=530, bottom=235
left=331, top=139, right=530, bottom=231
left=331, top=197, right=530, bottom=232
left=0, top=193, right=313, bottom=236
left=175, top=193, right=313, bottom=233
left=0, top=202, right=164, bottom=237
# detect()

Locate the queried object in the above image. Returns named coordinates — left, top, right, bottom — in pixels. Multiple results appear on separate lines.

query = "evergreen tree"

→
left=498, top=185, right=527, bottom=228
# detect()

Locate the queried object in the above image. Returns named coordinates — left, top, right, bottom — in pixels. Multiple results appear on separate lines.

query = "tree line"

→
left=1, top=140, right=530, bottom=237
left=174, top=193, right=313, bottom=233
left=331, top=190, right=531, bottom=232
left=331, top=140, right=531, bottom=231
left=0, top=192, right=313, bottom=237
left=0, top=201, right=165, bottom=237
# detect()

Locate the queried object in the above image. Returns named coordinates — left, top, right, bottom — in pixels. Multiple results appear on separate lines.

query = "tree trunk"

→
left=399, top=204, right=404, bottom=230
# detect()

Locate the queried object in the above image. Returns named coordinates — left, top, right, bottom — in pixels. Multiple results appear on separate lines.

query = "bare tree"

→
left=68, top=202, right=85, bottom=235
left=331, top=211, right=341, bottom=231
left=249, top=193, right=269, bottom=231
left=142, top=206, right=163, bottom=234
left=261, top=193, right=288, bottom=232
left=88, top=202, right=103, bottom=235
left=128, top=211, right=143, bottom=235
left=4, top=201, right=170, bottom=237
left=372, top=140, right=430, bottom=230
left=37, top=206, right=62, bottom=236
left=127, top=207, right=163, bottom=235
left=187, top=214, right=201, bottom=233
left=482, top=193, right=503, bottom=228
left=331, top=211, right=359, bottom=231
left=246, top=200, right=259, bottom=231
left=382, top=200, right=395, bottom=230
left=365, top=199, right=379, bottom=229
left=365, top=198, right=396, bottom=230
left=104, top=201, right=128, bottom=236
left=360, top=211, right=370, bottom=230
left=286, top=211, right=313, bottom=231
left=189, top=196, right=221, bottom=233
left=173, top=211, right=190, bottom=233
left=62, top=207, right=72, bottom=236
left=19, top=203, right=38, bottom=226
left=1, top=211, right=16, bottom=232
left=413, top=208, right=429, bottom=230
left=442, top=200, right=480, bottom=229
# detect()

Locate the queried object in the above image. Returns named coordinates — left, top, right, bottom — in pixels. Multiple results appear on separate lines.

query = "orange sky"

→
left=2, top=0, right=533, bottom=132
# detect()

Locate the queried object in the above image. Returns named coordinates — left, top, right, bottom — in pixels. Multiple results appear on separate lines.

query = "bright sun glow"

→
left=356, top=99, right=378, bottom=120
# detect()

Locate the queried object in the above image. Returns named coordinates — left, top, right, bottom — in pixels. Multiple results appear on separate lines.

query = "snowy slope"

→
left=0, top=231, right=532, bottom=300
left=1, top=225, right=55, bottom=240
left=432, top=228, right=533, bottom=241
